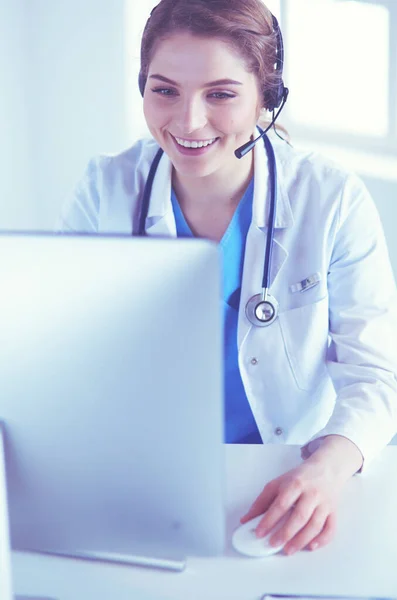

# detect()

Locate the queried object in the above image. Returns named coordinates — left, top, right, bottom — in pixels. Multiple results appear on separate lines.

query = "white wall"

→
left=1, top=0, right=135, bottom=230
left=0, top=0, right=33, bottom=229
left=25, top=0, right=133, bottom=230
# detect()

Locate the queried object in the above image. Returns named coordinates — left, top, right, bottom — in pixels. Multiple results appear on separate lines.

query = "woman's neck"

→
left=171, top=152, right=254, bottom=242
left=172, top=152, right=254, bottom=212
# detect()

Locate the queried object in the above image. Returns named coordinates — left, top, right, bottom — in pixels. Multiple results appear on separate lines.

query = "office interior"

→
left=1, top=0, right=396, bottom=256
left=1, top=0, right=397, bottom=597
left=3, top=0, right=396, bottom=434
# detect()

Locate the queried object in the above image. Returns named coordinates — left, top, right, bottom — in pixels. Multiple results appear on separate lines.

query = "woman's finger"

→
left=282, top=506, right=329, bottom=555
left=267, top=492, right=319, bottom=546
left=240, top=480, right=278, bottom=524
left=307, top=511, right=337, bottom=551
left=255, top=477, right=306, bottom=536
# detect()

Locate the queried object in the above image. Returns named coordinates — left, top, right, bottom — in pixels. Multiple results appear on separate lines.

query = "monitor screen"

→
left=0, top=234, right=225, bottom=568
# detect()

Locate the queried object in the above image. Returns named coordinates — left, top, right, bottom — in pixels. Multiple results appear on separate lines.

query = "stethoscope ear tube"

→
left=137, top=147, right=164, bottom=236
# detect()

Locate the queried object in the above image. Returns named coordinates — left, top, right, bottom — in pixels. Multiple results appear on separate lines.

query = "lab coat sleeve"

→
left=55, top=157, right=102, bottom=233
left=302, top=174, right=397, bottom=471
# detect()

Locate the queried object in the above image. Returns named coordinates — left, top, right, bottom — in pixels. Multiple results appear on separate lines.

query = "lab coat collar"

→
left=144, top=132, right=294, bottom=235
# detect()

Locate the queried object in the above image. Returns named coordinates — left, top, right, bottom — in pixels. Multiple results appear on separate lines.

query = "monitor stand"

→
left=15, top=597, right=58, bottom=600
left=48, top=549, right=186, bottom=572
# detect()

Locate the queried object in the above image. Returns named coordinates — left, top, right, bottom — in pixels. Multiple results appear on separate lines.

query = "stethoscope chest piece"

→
left=245, top=293, right=279, bottom=327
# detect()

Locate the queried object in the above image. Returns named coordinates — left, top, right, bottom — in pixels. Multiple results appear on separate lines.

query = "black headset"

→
left=263, top=14, right=287, bottom=112
left=138, top=6, right=287, bottom=113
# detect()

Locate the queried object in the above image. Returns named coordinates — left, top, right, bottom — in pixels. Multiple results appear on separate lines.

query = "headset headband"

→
left=138, top=5, right=287, bottom=112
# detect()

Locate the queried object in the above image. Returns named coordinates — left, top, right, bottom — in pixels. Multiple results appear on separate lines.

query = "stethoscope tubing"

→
left=136, top=130, right=278, bottom=326
left=261, top=132, right=277, bottom=292
left=138, top=146, right=164, bottom=236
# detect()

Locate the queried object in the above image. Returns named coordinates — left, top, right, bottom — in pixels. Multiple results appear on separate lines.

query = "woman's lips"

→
left=170, top=134, right=220, bottom=156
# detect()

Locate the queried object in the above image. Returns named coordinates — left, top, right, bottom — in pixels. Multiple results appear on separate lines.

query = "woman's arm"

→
left=241, top=173, right=397, bottom=554
left=240, top=434, right=363, bottom=555
left=307, top=173, right=397, bottom=468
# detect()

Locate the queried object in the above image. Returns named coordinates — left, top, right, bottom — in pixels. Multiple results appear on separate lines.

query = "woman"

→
left=58, top=0, right=397, bottom=556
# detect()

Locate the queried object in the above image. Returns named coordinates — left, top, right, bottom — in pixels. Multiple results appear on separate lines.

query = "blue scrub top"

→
left=171, top=181, right=262, bottom=444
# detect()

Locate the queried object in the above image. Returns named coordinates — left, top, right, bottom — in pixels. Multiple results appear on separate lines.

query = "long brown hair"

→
left=139, top=0, right=280, bottom=111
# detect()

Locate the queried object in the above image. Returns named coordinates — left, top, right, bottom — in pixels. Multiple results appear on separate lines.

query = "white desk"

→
left=12, top=445, right=397, bottom=600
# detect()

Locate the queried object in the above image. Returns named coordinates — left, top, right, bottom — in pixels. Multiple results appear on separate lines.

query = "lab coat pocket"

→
left=278, top=295, right=329, bottom=392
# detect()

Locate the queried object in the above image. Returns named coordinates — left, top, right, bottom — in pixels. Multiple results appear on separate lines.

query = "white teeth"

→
left=174, top=136, right=217, bottom=149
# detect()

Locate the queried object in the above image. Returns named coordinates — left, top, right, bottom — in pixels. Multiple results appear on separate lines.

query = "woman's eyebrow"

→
left=149, top=74, right=243, bottom=86
left=205, top=78, right=242, bottom=87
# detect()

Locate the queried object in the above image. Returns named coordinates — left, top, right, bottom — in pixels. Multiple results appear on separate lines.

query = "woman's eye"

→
left=151, top=88, right=177, bottom=96
left=209, top=92, right=236, bottom=100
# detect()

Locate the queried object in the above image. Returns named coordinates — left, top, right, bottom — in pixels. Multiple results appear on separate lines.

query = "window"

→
left=284, top=0, right=389, bottom=137
left=263, top=0, right=281, bottom=18
left=279, top=0, right=397, bottom=164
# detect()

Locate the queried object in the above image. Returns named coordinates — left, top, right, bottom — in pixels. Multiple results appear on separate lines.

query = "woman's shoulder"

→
left=270, top=135, right=378, bottom=239
left=272, top=134, right=369, bottom=207
left=273, top=135, right=346, bottom=179
left=90, top=137, right=161, bottom=180
left=273, top=134, right=363, bottom=189
left=56, top=137, right=161, bottom=233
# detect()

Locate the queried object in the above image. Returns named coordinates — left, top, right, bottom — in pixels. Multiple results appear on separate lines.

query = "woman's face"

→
left=143, top=33, right=262, bottom=179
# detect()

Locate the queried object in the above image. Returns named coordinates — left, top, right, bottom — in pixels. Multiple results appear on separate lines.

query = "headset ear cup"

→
left=264, top=80, right=285, bottom=112
left=138, top=72, right=146, bottom=97
left=265, top=14, right=287, bottom=113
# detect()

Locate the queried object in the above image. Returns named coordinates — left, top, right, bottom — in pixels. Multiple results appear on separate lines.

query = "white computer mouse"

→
left=232, top=512, right=290, bottom=558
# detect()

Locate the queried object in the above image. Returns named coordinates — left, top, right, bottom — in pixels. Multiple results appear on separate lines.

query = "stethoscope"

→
left=137, top=130, right=279, bottom=328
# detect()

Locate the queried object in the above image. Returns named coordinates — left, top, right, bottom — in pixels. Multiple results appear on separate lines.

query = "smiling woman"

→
left=57, top=0, right=397, bottom=559
left=142, top=32, right=261, bottom=222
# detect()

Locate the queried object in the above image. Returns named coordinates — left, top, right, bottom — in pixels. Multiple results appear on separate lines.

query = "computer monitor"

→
left=2, top=423, right=58, bottom=600
left=0, top=422, right=14, bottom=600
left=0, top=233, right=225, bottom=571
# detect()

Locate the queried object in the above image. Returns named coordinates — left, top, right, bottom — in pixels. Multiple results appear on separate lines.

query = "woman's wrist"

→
left=304, top=434, right=364, bottom=481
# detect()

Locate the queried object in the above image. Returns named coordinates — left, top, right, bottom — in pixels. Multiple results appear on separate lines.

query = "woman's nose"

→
left=176, top=97, right=207, bottom=134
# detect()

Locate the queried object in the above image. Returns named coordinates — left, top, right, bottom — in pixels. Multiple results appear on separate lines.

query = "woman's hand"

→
left=240, top=435, right=363, bottom=555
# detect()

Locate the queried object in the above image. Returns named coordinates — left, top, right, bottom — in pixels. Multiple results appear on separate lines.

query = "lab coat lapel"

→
left=141, top=137, right=293, bottom=350
left=238, top=135, right=293, bottom=348
left=144, top=149, right=177, bottom=237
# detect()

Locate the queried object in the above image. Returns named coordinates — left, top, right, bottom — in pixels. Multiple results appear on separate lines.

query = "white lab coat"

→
left=57, top=134, right=397, bottom=468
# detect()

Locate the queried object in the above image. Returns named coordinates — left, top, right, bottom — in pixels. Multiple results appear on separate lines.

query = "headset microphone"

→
left=234, top=13, right=288, bottom=160
left=234, top=88, right=289, bottom=159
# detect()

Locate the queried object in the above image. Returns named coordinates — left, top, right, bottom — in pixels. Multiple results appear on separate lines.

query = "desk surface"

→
left=12, top=445, right=397, bottom=600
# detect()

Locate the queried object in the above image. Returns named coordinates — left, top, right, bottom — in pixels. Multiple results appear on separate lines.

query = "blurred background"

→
left=1, top=0, right=397, bottom=274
